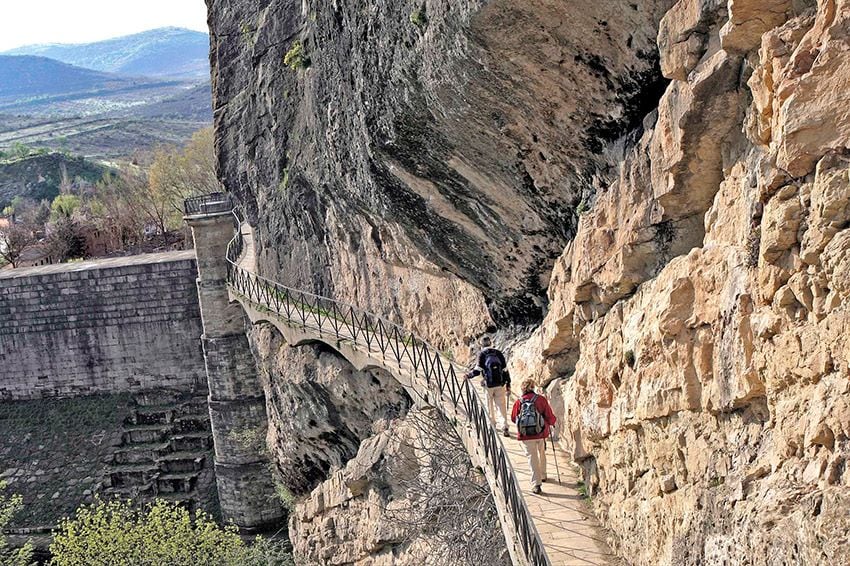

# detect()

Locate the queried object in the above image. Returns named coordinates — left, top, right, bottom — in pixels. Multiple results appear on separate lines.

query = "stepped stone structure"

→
left=104, top=391, right=216, bottom=509
left=0, top=252, right=218, bottom=543
left=184, top=207, right=284, bottom=530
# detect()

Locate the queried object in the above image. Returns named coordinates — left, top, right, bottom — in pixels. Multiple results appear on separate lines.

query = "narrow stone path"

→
left=238, top=223, right=256, bottom=272
left=497, top=413, right=617, bottom=565
left=232, top=220, right=617, bottom=565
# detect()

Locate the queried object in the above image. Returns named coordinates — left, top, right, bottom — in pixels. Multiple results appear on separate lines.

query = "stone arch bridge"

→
left=184, top=194, right=614, bottom=566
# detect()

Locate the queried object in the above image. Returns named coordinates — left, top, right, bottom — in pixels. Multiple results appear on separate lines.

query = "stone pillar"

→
left=185, top=210, right=284, bottom=531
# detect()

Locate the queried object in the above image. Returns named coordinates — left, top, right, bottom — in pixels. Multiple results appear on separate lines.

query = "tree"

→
left=0, top=482, right=35, bottom=566
left=45, top=217, right=86, bottom=262
left=87, top=172, right=147, bottom=252
left=0, top=221, right=37, bottom=268
left=384, top=409, right=511, bottom=566
left=50, top=194, right=81, bottom=221
left=148, top=127, right=219, bottom=230
left=49, top=499, right=291, bottom=566
left=14, top=199, right=50, bottom=228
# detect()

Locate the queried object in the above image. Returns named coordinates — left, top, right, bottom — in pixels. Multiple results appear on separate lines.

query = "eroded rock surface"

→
left=290, top=409, right=509, bottom=566
left=514, top=1, right=850, bottom=564
left=207, top=0, right=675, bottom=339
left=249, top=323, right=411, bottom=495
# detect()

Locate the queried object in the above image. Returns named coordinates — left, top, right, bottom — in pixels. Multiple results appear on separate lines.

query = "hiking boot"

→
left=532, top=485, right=542, bottom=495
left=541, top=478, right=547, bottom=483
left=503, top=426, right=510, bottom=437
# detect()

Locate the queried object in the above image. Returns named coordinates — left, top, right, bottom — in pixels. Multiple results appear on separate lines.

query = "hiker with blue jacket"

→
left=465, top=336, right=512, bottom=437
left=511, top=378, right=557, bottom=494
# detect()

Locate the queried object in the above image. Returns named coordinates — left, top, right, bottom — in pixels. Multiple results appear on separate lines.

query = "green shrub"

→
left=49, top=499, right=291, bottom=566
left=0, top=481, right=35, bottom=566
left=50, top=194, right=81, bottom=220
left=274, top=482, right=296, bottom=512
left=284, top=41, right=309, bottom=70
left=575, top=197, right=589, bottom=215
left=410, top=5, right=428, bottom=28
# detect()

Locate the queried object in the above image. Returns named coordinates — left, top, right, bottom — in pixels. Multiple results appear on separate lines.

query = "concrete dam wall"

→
left=0, top=251, right=206, bottom=400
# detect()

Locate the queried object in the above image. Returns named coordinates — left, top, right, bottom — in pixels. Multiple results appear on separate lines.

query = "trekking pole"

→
left=549, top=428, right=562, bottom=483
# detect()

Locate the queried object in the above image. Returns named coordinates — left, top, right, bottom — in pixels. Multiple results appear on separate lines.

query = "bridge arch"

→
left=235, top=295, right=421, bottom=396
left=247, top=318, right=412, bottom=495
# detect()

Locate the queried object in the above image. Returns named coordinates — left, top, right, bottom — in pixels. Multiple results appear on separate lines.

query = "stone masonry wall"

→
left=0, top=251, right=206, bottom=400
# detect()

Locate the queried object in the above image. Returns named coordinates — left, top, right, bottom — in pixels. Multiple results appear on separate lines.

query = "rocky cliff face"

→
left=207, top=0, right=675, bottom=343
left=515, top=0, right=850, bottom=563
left=249, top=323, right=411, bottom=495
left=290, top=409, right=509, bottom=566
left=208, top=0, right=849, bottom=563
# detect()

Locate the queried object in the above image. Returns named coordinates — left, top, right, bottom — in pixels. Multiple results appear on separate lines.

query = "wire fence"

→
left=187, top=195, right=551, bottom=566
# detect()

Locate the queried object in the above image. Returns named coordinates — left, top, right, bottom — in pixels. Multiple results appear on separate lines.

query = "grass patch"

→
left=228, top=426, right=267, bottom=457
left=575, top=197, right=589, bottom=215
left=576, top=481, right=592, bottom=504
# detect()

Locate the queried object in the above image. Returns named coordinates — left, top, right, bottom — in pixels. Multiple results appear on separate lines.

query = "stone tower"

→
left=184, top=199, right=284, bottom=530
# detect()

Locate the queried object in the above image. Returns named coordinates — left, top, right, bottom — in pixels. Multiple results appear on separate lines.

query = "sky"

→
left=0, top=0, right=208, bottom=51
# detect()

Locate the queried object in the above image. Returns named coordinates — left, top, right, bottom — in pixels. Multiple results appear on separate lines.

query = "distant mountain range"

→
left=3, top=27, right=210, bottom=80
left=0, top=55, right=165, bottom=103
left=0, top=28, right=212, bottom=159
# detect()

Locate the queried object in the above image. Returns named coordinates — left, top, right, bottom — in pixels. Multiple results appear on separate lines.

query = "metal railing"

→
left=184, top=192, right=233, bottom=216
left=197, top=199, right=550, bottom=566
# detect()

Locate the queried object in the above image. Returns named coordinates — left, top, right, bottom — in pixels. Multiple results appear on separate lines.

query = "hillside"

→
left=0, top=151, right=108, bottom=209
left=0, top=114, right=210, bottom=159
left=0, top=45, right=212, bottom=157
left=0, top=55, right=195, bottom=116
left=0, top=55, right=140, bottom=102
left=131, top=83, right=212, bottom=121
left=3, top=28, right=209, bottom=80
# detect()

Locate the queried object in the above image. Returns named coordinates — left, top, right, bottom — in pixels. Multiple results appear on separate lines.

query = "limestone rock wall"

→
left=513, top=1, right=850, bottom=563
left=249, top=323, right=411, bottom=495
left=290, top=409, right=510, bottom=566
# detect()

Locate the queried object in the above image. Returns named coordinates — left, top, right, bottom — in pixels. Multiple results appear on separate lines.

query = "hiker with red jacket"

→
left=511, top=378, right=557, bottom=494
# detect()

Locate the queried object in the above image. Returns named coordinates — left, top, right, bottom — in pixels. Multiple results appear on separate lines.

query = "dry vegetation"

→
left=0, top=128, right=217, bottom=267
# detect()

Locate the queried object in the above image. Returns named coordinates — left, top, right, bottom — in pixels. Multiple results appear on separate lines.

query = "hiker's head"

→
left=480, top=336, right=492, bottom=347
left=521, top=379, right=537, bottom=394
